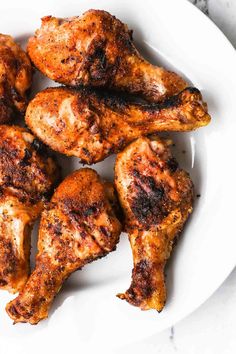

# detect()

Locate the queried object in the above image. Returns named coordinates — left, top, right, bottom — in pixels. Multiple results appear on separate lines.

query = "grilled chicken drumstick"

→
left=6, top=168, right=122, bottom=324
left=26, top=86, right=210, bottom=164
left=27, top=10, right=187, bottom=102
left=114, top=137, right=194, bottom=311
left=0, top=125, right=59, bottom=293
left=0, top=34, right=32, bottom=123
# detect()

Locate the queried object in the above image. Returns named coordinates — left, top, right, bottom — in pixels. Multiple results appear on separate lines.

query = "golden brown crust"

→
left=6, top=168, right=121, bottom=324
left=0, top=34, right=32, bottom=123
left=0, top=125, right=59, bottom=199
left=115, top=137, right=194, bottom=311
left=0, top=125, right=59, bottom=293
left=27, top=10, right=186, bottom=102
left=25, top=86, right=210, bottom=164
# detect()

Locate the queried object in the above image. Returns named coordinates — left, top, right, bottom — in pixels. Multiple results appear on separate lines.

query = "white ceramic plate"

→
left=1, top=0, right=236, bottom=352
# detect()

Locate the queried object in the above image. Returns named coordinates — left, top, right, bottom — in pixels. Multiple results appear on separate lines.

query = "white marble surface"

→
left=119, top=1, right=236, bottom=353
left=190, top=0, right=236, bottom=47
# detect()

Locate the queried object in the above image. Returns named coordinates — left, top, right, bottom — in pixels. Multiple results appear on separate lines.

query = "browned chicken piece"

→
left=26, top=86, right=210, bottom=165
left=27, top=10, right=187, bottom=102
left=114, top=137, right=194, bottom=312
left=6, top=168, right=122, bottom=324
left=0, top=34, right=32, bottom=123
left=0, top=125, right=59, bottom=293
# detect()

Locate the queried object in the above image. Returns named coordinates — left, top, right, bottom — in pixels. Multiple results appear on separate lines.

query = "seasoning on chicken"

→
left=27, top=10, right=187, bottom=102
left=0, top=125, right=59, bottom=293
left=114, top=137, right=194, bottom=311
left=25, top=86, right=210, bottom=164
left=0, top=34, right=32, bottom=123
left=6, top=168, right=122, bottom=324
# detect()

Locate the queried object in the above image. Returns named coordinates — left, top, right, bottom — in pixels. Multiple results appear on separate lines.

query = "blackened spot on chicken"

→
left=140, top=87, right=199, bottom=113
left=132, top=170, right=160, bottom=193
left=0, top=129, right=58, bottom=205
left=17, top=308, right=33, bottom=320
left=0, top=279, right=7, bottom=286
left=44, top=276, right=57, bottom=289
left=185, top=87, right=200, bottom=95
left=76, top=85, right=146, bottom=116
left=117, top=33, right=134, bottom=52
left=0, top=94, right=10, bottom=106
left=132, top=185, right=164, bottom=223
left=130, top=171, right=167, bottom=226
left=0, top=145, right=18, bottom=160
left=87, top=42, right=109, bottom=81
left=167, top=157, right=178, bottom=173
left=24, top=149, right=32, bottom=160
left=50, top=221, right=62, bottom=236
left=99, top=49, right=107, bottom=69
left=86, top=113, right=99, bottom=134
left=143, top=92, right=181, bottom=112
left=65, top=199, right=102, bottom=221
left=111, top=136, right=122, bottom=149
left=61, top=56, right=77, bottom=64
left=10, top=86, right=23, bottom=103
left=88, top=86, right=139, bottom=111
left=20, top=148, right=32, bottom=167
left=132, top=169, right=140, bottom=178
left=31, top=139, right=47, bottom=156
left=84, top=205, right=97, bottom=217
left=7, top=303, right=19, bottom=318
left=0, top=97, right=15, bottom=122
left=127, top=259, right=155, bottom=304
left=128, top=29, right=133, bottom=41
left=82, top=147, right=91, bottom=158
left=13, top=58, right=21, bottom=71
left=80, top=230, right=87, bottom=239
left=0, top=238, right=18, bottom=280
left=93, top=89, right=128, bottom=113
left=100, top=226, right=111, bottom=237
left=150, top=160, right=158, bottom=168
left=98, top=84, right=188, bottom=114
left=103, top=94, right=127, bottom=112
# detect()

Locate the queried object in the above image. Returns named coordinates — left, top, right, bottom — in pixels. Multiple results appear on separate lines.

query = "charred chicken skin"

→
left=26, top=86, right=210, bottom=164
left=6, top=168, right=122, bottom=324
left=114, top=137, right=194, bottom=312
left=0, top=34, right=32, bottom=123
left=0, top=125, right=59, bottom=293
left=27, top=10, right=187, bottom=102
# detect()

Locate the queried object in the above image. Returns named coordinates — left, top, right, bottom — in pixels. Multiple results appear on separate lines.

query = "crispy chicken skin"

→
left=6, top=168, right=122, bottom=324
left=26, top=86, right=210, bottom=164
left=114, top=137, right=194, bottom=311
left=0, top=34, right=32, bottom=123
left=0, top=125, right=59, bottom=293
left=27, top=10, right=187, bottom=102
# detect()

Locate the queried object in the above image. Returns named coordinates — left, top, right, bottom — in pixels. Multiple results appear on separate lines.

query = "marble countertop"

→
left=119, top=1, right=236, bottom=353
left=190, top=0, right=236, bottom=47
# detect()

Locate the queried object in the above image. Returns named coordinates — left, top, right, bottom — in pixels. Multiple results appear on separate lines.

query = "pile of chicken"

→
left=0, top=9, right=210, bottom=324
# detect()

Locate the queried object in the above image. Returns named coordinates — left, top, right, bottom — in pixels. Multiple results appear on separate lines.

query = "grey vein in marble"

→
left=190, top=0, right=209, bottom=14
left=189, top=0, right=236, bottom=48
left=169, top=326, right=177, bottom=351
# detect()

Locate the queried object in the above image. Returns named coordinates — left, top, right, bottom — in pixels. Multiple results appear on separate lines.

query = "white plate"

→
left=1, top=0, right=236, bottom=352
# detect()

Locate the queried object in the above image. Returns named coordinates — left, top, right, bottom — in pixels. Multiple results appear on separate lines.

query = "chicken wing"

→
left=0, top=34, right=32, bottom=123
left=114, top=137, right=194, bottom=311
left=27, top=10, right=187, bottom=102
left=6, top=168, right=122, bottom=324
left=0, top=125, right=59, bottom=293
left=26, top=86, right=210, bottom=164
